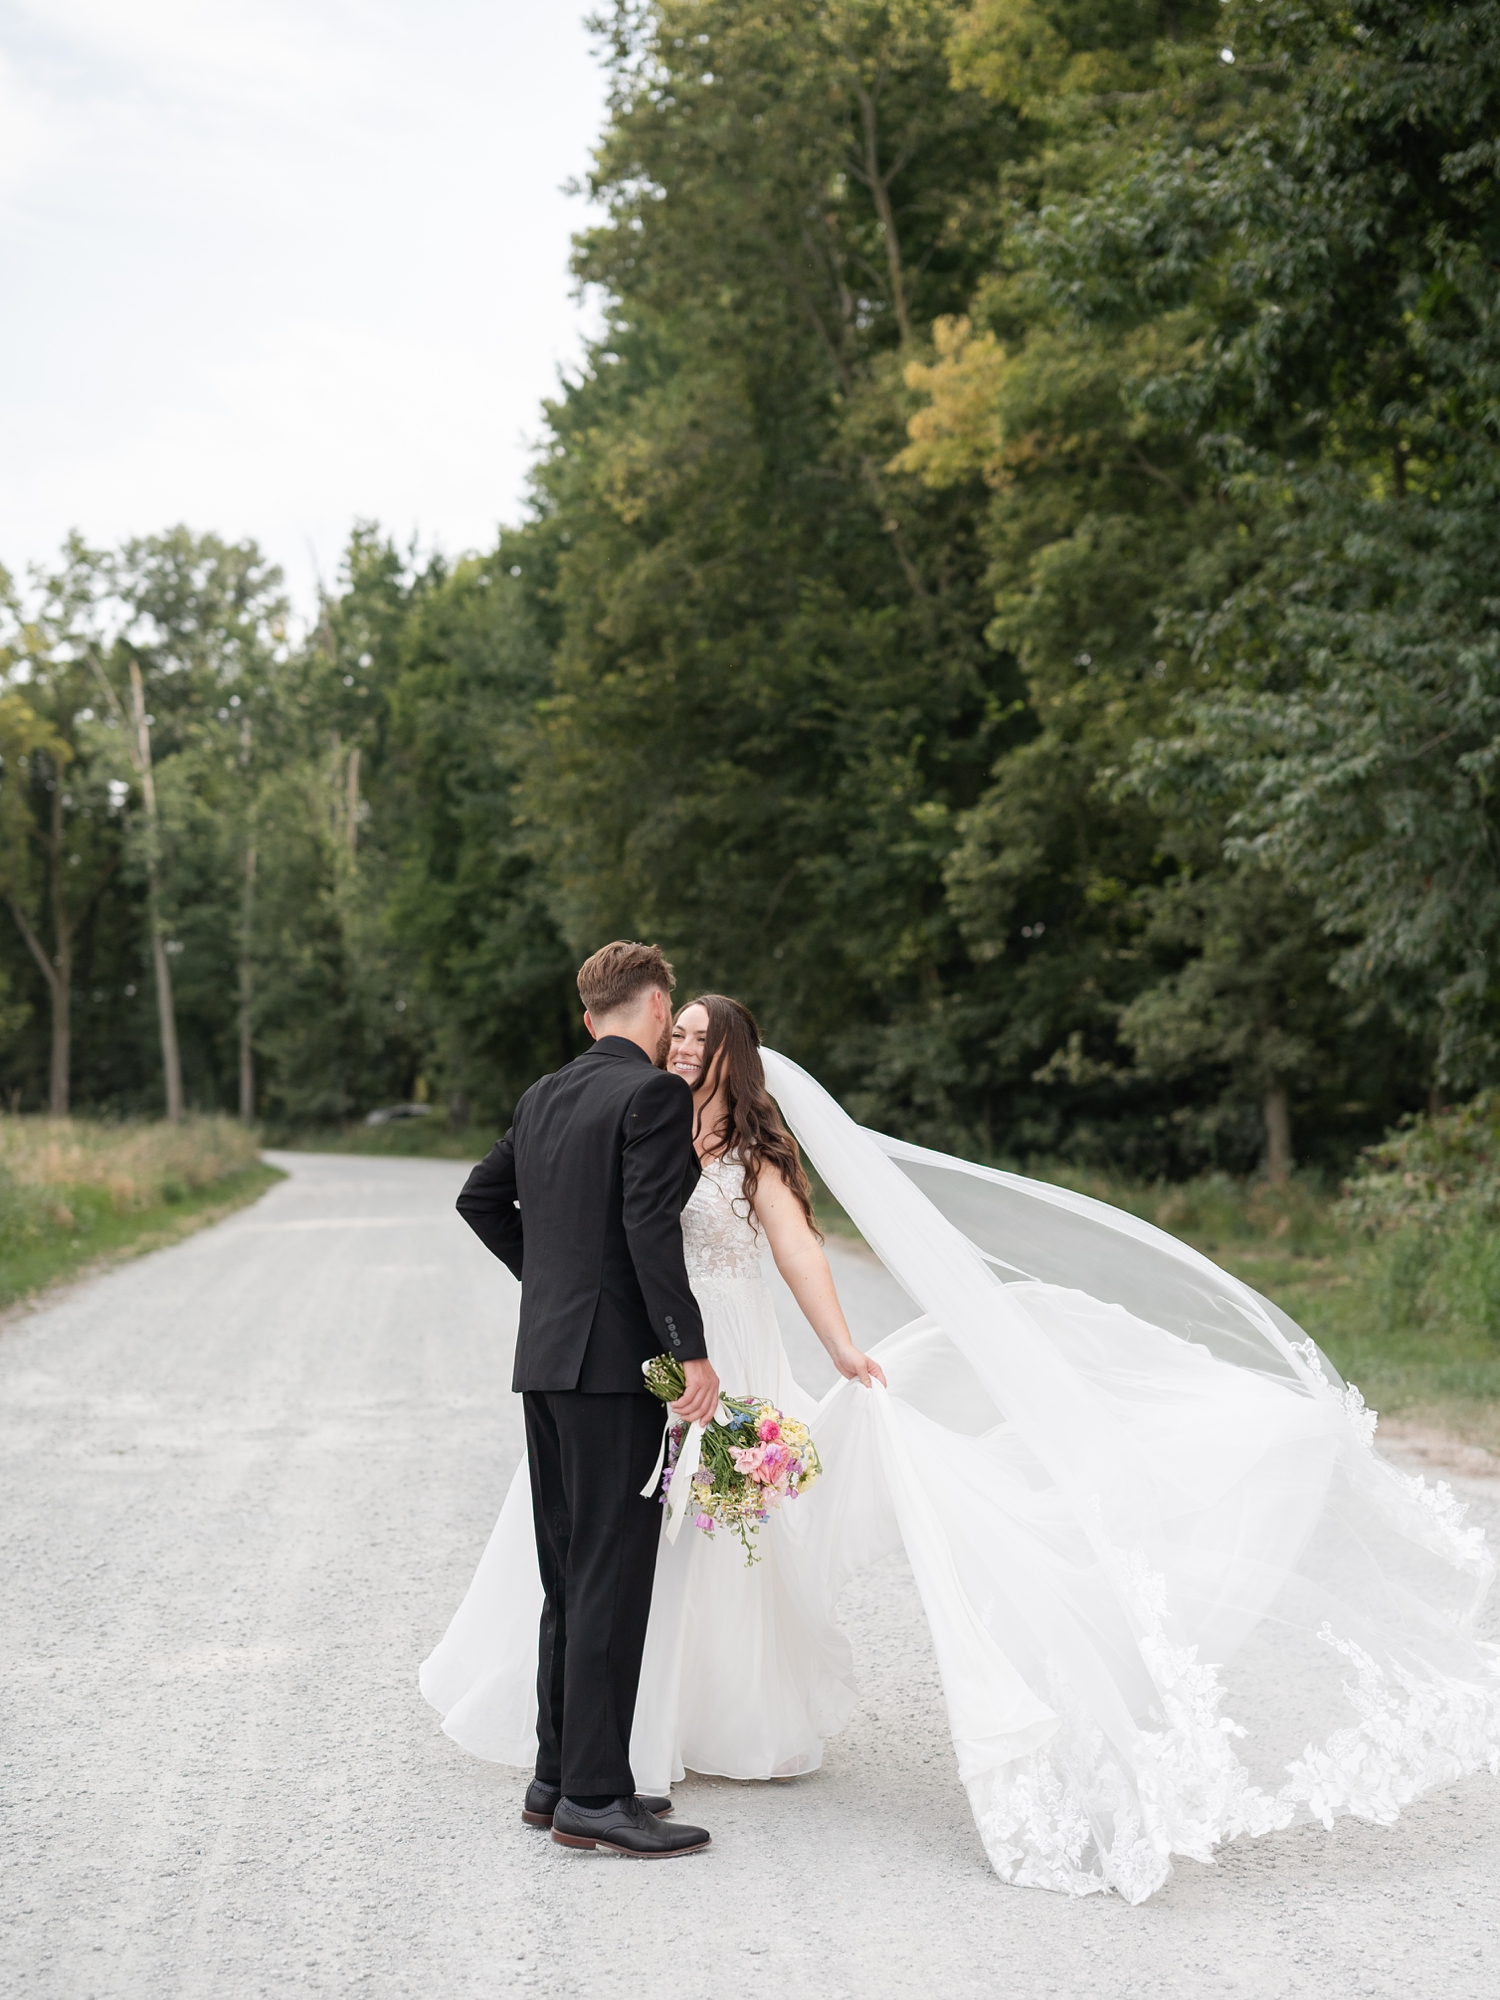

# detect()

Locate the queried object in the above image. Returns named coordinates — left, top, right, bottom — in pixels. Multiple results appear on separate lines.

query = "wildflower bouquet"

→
left=642, top=1352, right=821, bottom=1565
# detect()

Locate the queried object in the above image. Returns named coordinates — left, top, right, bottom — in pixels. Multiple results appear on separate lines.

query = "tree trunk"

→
left=852, top=82, right=912, bottom=343
left=236, top=717, right=257, bottom=1123
left=49, top=934, right=71, bottom=1117
left=345, top=745, right=361, bottom=855
left=150, top=928, right=183, bottom=1120
left=6, top=774, right=82, bottom=1116
left=238, top=837, right=257, bottom=1124
left=129, top=659, right=184, bottom=1122
left=46, top=782, right=72, bottom=1116
left=7, top=889, right=69, bottom=1115
left=1263, top=1080, right=1294, bottom=1185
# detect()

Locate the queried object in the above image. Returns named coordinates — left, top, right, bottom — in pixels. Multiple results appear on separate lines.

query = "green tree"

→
left=520, top=0, right=1022, bottom=1123
left=93, top=530, right=290, bottom=1118
left=1115, top=869, right=1347, bottom=1181
left=1063, top=0, right=1500, bottom=1092
left=0, top=552, right=129, bottom=1114
left=244, top=526, right=431, bottom=1123
left=882, top=0, right=1318, bottom=1159
left=382, top=549, right=576, bottom=1125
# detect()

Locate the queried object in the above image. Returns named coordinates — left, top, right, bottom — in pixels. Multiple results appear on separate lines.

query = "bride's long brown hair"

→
left=681, top=994, right=821, bottom=1237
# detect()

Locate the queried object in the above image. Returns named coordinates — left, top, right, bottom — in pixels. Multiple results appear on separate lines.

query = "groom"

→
left=455, top=941, right=719, bottom=1858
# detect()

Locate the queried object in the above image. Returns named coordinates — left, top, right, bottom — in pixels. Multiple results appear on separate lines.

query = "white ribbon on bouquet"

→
left=639, top=1403, right=735, bottom=1541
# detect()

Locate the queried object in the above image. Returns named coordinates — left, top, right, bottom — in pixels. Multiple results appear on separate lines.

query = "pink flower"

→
left=693, top=1512, right=714, bottom=1532
left=757, top=1416, right=781, bottom=1443
left=733, top=1444, right=791, bottom=1487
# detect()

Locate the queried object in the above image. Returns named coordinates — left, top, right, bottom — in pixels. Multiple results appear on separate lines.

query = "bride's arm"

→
left=753, top=1169, right=887, bottom=1389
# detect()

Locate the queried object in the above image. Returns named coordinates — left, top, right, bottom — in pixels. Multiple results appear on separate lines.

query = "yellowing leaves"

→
left=893, top=315, right=1009, bottom=486
left=946, top=0, right=1069, bottom=110
left=0, top=689, right=67, bottom=767
left=947, top=0, right=1161, bottom=109
left=896, top=306, right=1206, bottom=510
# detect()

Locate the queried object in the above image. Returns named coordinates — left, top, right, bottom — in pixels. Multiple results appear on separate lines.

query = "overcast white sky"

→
left=0, top=1, right=606, bottom=612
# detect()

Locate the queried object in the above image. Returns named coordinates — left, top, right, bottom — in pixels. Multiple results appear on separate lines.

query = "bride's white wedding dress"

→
left=629, top=1151, right=859, bottom=1785
left=421, top=1052, right=1500, bottom=1901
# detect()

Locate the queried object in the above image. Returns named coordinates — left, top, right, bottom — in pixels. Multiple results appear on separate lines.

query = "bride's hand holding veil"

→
left=752, top=1166, right=887, bottom=1389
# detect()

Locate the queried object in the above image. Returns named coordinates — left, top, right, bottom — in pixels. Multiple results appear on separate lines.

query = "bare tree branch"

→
left=4, top=892, right=60, bottom=997
left=850, top=80, right=912, bottom=343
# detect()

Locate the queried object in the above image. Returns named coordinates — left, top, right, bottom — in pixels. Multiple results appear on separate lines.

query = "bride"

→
left=422, top=998, right=1500, bottom=1901
left=632, top=992, right=886, bottom=1786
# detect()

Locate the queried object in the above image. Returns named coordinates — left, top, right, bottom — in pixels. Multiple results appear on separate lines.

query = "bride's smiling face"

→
left=669, top=1003, right=710, bottom=1089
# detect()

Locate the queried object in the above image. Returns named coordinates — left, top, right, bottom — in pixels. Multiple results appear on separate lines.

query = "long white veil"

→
left=761, top=1049, right=1500, bottom=1900
left=419, top=1049, right=1500, bottom=1904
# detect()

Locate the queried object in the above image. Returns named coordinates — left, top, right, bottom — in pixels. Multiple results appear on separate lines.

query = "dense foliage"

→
left=1338, top=1091, right=1500, bottom=1349
left=2, top=0, right=1496, bottom=1175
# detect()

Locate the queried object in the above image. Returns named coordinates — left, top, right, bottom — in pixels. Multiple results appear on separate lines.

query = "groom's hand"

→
left=671, top=1357, right=720, bottom=1426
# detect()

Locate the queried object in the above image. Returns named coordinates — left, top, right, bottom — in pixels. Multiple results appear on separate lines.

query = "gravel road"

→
left=3, top=1150, right=1498, bottom=2000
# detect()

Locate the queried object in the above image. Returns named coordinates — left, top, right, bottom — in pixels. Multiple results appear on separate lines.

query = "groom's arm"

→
left=456, top=1130, right=525, bottom=1281
left=621, top=1071, right=707, bottom=1363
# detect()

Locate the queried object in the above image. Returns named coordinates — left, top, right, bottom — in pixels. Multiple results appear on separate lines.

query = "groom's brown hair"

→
left=577, top=940, right=676, bottom=1018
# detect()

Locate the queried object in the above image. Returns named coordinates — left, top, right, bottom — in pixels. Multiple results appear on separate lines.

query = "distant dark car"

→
left=363, top=1103, right=433, bottom=1127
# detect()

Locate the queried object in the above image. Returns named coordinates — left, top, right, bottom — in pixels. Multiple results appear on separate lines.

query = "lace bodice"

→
left=681, top=1153, right=765, bottom=1290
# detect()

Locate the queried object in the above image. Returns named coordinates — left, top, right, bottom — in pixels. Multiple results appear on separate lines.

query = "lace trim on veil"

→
left=970, top=1529, right=1292, bottom=1903
left=1282, top=1627, right=1500, bottom=1829
left=971, top=1538, right=1500, bottom=1901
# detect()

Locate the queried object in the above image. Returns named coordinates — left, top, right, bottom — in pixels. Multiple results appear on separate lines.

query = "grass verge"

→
left=0, top=1164, right=284, bottom=1314
left=0, top=1114, right=283, bottom=1315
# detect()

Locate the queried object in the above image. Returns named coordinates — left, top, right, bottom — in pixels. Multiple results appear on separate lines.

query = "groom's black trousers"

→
left=522, top=1389, right=666, bottom=1799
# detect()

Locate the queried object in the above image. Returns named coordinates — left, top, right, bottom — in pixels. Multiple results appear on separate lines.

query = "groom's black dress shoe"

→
left=521, top=1780, right=673, bottom=1828
left=550, top=1794, right=710, bottom=1858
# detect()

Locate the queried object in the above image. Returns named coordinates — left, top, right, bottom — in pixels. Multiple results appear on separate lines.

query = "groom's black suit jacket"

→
left=456, top=1036, right=707, bottom=1394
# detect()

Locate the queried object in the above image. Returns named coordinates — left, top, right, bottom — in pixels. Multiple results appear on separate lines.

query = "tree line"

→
left=2, top=0, right=1496, bottom=1179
